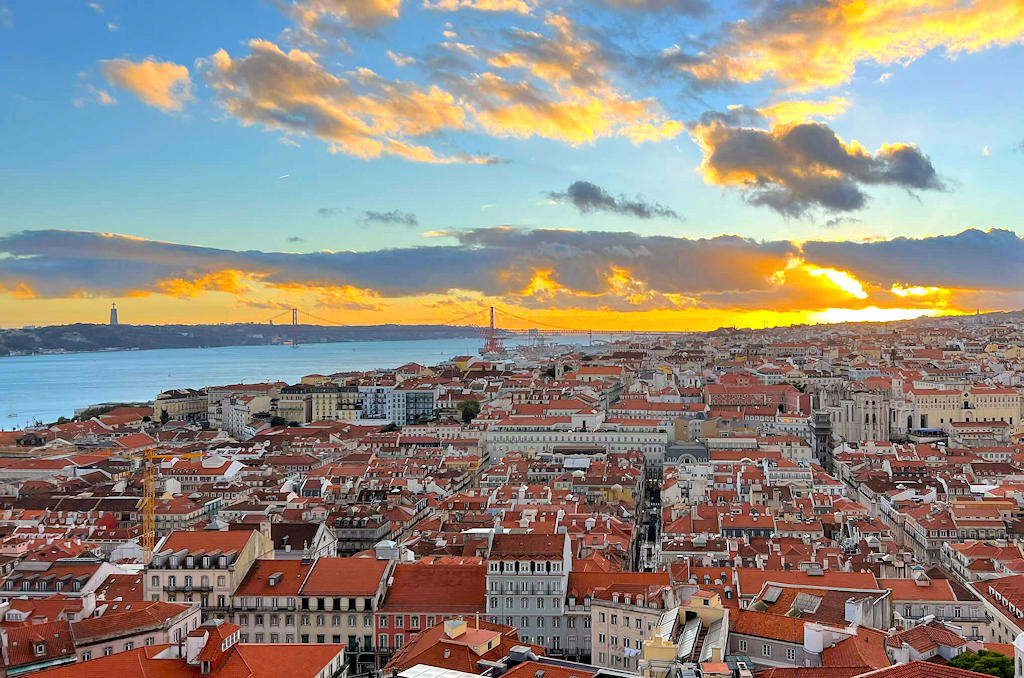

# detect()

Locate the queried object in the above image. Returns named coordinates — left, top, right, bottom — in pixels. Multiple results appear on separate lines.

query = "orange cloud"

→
left=757, top=96, right=850, bottom=125
left=100, top=57, right=193, bottom=112
left=157, top=270, right=253, bottom=298
left=202, top=40, right=501, bottom=164
left=686, top=0, right=1024, bottom=91
left=287, top=0, right=401, bottom=31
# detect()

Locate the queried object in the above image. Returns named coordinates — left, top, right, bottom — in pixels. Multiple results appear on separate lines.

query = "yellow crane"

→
left=135, top=449, right=205, bottom=563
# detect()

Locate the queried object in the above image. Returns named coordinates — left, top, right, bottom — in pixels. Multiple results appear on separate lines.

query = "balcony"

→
left=164, top=584, right=214, bottom=593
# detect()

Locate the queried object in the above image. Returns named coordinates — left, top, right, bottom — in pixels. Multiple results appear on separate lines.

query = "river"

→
left=1, top=338, right=499, bottom=429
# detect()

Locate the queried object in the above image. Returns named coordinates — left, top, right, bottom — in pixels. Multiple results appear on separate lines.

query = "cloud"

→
left=757, top=97, right=850, bottom=126
left=200, top=39, right=497, bottom=164
left=547, top=180, right=683, bottom=221
left=73, top=80, right=117, bottom=108
left=421, top=0, right=535, bottom=13
left=361, top=209, right=419, bottom=226
left=100, top=57, right=193, bottom=112
left=690, top=115, right=944, bottom=216
left=0, top=228, right=796, bottom=303
left=1, top=227, right=1018, bottom=318
left=317, top=207, right=340, bottom=217
left=591, top=0, right=709, bottom=14
left=427, top=15, right=684, bottom=145
left=283, top=0, right=401, bottom=32
left=801, top=228, right=1024, bottom=292
left=682, top=0, right=1024, bottom=91
left=201, top=17, right=677, bottom=162
left=386, top=50, right=415, bottom=67
left=287, top=236, right=305, bottom=242
left=822, top=216, right=860, bottom=229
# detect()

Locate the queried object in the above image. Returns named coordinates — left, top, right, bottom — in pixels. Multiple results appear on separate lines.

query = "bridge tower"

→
left=481, top=305, right=505, bottom=355
left=291, top=306, right=299, bottom=347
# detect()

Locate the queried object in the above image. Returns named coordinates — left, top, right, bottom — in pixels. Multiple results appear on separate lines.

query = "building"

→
left=311, top=386, right=360, bottom=422
left=376, top=560, right=486, bottom=656
left=154, top=389, right=209, bottom=423
left=486, top=533, right=571, bottom=655
left=391, top=385, right=438, bottom=426
left=144, top=529, right=274, bottom=616
left=19, top=619, right=346, bottom=678
left=0, top=600, right=200, bottom=675
left=296, top=556, right=393, bottom=674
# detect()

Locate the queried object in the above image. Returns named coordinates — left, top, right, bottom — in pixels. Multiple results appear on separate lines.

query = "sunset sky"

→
left=1, top=0, right=1024, bottom=330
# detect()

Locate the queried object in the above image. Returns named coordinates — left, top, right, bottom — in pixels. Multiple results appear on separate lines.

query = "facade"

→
left=154, top=389, right=209, bottom=422
left=311, top=386, right=360, bottom=422
left=485, top=533, right=572, bottom=655
left=391, top=386, right=438, bottom=426
left=144, top=529, right=274, bottom=617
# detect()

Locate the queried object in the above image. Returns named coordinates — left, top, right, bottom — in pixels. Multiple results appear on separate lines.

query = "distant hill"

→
left=0, top=323, right=481, bottom=357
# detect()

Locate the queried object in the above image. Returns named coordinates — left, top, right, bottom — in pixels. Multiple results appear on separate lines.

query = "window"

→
left=787, top=648, right=796, bottom=661
left=151, top=576, right=159, bottom=587
left=379, top=634, right=389, bottom=649
left=82, top=651, right=92, bottom=660
left=739, top=640, right=748, bottom=652
left=316, top=634, right=325, bottom=644
left=104, top=647, right=114, bottom=656
left=381, top=616, right=389, bottom=627
left=763, top=644, right=772, bottom=657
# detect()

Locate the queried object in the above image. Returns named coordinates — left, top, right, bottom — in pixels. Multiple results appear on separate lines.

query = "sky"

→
left=1, top=0, right=1023, bottom=331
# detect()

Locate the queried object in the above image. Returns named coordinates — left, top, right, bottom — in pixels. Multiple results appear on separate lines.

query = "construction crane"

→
left=135, top=449, right=205, bottom=563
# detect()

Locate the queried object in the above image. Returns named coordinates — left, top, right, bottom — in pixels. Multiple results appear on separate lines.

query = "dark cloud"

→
left=0, top=228, right=794, bottom=301
left=693, top=118, right=945, bottom=216
left=4, top=228, right=1021, bottom=314
left=801, top=228, right=1024, bottom=291
left=547, top=181, right=683, bottom=221
left=688, top=106, right=765, bottom=129
left=361, top=210, right=419, bottom=227
left=822, top=216, right=860, bottom=229
left=287, top=236, right=305, bottom=242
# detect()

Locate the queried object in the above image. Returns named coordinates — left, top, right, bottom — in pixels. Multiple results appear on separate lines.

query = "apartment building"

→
left=154, top=389, right=209, bottom=422
left=311, top=386, right=360, bottom=422
left=485, top=533, right=571, bottom=655
left=144, top=529, right=274, bottom=617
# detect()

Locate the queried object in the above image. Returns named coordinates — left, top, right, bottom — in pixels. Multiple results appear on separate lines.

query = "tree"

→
left=160, top=410, right=170, bottom=425
left=947, top=651, right=1013, bottom=678
left=270, top=416, right=288, bottom=427
left=458, top=399, right=481, bottom=423
left=380, top=423, right=398, bottom=432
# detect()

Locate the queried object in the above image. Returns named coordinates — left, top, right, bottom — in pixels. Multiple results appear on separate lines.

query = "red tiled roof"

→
left=301, top=557, right=389, bottom=596
left=379, top=562, right=485, bottom=613
left=159, top=529, right=258, bottom=555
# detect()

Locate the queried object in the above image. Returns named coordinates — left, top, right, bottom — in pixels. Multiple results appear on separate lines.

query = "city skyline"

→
left=2, top=1, right=1024, bottom=329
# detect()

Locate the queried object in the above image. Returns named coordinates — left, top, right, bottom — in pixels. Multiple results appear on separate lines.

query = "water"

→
left=0, top=338, right=490, bottom=429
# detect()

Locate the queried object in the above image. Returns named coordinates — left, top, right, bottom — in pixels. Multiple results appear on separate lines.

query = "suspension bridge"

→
left=264, top=304, right=662, bottom=351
